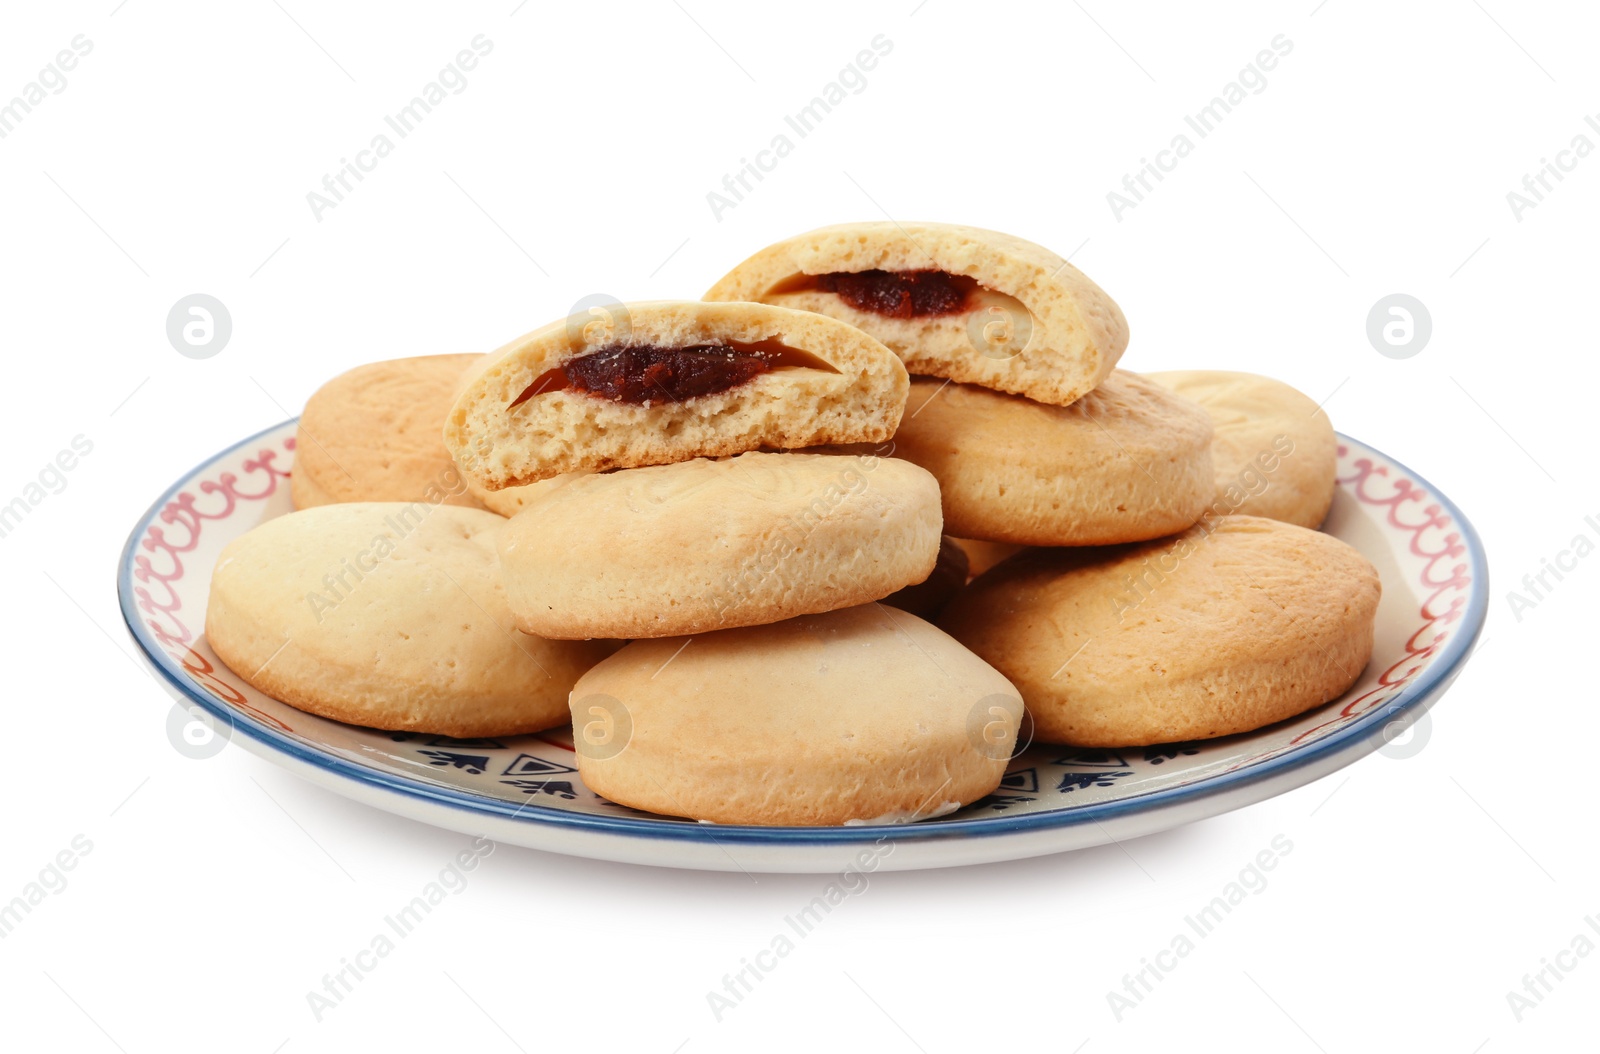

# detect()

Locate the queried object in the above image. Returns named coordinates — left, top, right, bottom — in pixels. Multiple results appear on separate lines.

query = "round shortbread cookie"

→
left=292, top=354, right=488, bottom=511
left=882, top=535, right=970, bottom=620
left=939, top=515, right=1381, bottom=746
left=446, top=300, right=908, bottom=489
left=496, top=451, right=943, bottom=639
left=891, top=371, right=1215, bottom=546
left=1146, top=370, right=1338, bottom=529
left=206, top=503, right=610, bottom=736
left=705, top=221, right=1128, bottom=406
left=569, top=603, right=1024, bottom=826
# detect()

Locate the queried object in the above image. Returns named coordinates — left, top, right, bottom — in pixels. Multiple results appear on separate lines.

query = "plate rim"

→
left=118, top=420, right=1489, bottom=848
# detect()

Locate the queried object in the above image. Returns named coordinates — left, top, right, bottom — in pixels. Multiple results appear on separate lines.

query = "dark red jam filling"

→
left=768, top=269, right=980, bottom=318
left=508, top=339, right=836, bottom=408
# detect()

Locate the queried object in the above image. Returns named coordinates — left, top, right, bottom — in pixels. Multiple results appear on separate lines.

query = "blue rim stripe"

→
left=117, top=423, right=1489, bottom=847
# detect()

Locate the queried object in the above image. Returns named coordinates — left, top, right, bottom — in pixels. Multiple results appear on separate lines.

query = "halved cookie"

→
left=496, top=451, right=942, bottom=639
left=569, top=603, right=1023, bottom=826
left=445, top=300, right=908, bottom=489
left=705, top=222, right=1127, bottom=406
left=939, top=516, right=1381, bottom=746
left=1147, top=370, right=1338, bottom=529
left=205, top=503, right=611, bottom=737
left=891, top=371, right=1215, bottom=546
left=293, top=354, right=487, bottom=511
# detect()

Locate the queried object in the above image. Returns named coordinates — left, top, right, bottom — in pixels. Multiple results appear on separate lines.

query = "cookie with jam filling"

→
left=705, top=221, right=1128, bottom=407
left=445, top=300, right=907, bottom=489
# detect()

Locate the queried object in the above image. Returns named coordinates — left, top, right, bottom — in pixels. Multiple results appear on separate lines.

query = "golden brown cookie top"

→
left=1146, top=369, right=1338, bottom=528
left=889, top=371, right=1216, bottom=547
left=570, top=603, right=1022, bottom=825
left=939, top=515, right=1381, bottom=745
left=206, top=502, right=609, bottom=737
left=294, top=353, right=486, bottom=510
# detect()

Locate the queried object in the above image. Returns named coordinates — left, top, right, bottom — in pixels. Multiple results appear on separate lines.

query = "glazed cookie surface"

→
left=446, top=300, right=908, bottom=489
left=206, top=503, right=610, bottom=736
left=569, top=603, right=1024, bottom=826
left=891, top=371, right=1215, bottom=546
left=705, top=221, right=1128, bottom=406
left=292, top=354, right=487, bottom=511
left=939, top=515, right=1381, bottom=747
left=496, top=451, right=943, bottom=639
left=1147, top=369, right=1338, bottom=529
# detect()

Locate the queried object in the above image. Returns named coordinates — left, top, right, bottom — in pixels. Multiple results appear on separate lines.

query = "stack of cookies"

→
left=206, top=221, right=1379, bottom=827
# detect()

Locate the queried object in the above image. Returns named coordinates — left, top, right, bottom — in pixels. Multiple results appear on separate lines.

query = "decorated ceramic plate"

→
left=118, top=421, right=1486, bottom=873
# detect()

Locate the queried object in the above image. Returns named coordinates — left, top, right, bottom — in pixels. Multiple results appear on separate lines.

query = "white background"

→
left=1, top=1, right=1594, bottom=1050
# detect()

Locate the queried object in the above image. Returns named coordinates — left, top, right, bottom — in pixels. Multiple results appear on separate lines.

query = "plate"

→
left=118, top=421, right=1487, bottom=872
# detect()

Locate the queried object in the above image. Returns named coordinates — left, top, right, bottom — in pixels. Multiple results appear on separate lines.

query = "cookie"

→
left=1146, top=370, right=1338, bottom=529
left=292, top=354, right=487, bottom=511
left=445, top=300, right=908, bottom=489
left=496, top=451, right=943, bottom=639
left=939, top=516, right=1381, bottom=746
left=569, top=603, right=1024, bottom=825
left=205, top=503, right=610, bottom=736
left=705, top=221, right=1128, bottom=406
left=882, top=535, right=969, bottom=620
left=891, top=371, right=1215, bottom=546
